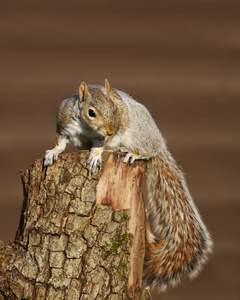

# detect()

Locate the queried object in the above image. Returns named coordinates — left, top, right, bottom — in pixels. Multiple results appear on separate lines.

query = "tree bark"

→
left=0, top=151, right=152, bottom=300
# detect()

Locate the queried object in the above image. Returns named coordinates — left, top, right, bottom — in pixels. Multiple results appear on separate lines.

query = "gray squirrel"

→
left=44, top=79, right=212, bottom=292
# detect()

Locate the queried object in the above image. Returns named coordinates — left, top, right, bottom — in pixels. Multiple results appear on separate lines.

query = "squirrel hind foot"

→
left=122, top=152, right=143, bottom=164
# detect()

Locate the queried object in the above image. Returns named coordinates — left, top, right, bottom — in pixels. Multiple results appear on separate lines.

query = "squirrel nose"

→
left=106, top=130, right=114, bottom=136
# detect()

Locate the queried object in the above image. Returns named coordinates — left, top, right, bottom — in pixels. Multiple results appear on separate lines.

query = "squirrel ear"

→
left=104, top=79, right=110, bottom=95
left=79, top=82, right=89, bottom=102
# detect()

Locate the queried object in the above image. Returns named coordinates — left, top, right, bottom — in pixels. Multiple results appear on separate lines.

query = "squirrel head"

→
left=78, top=79, right=119, bottom=138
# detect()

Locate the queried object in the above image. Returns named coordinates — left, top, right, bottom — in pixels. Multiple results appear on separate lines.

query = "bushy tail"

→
left=144, top=152, right=212, bottom=292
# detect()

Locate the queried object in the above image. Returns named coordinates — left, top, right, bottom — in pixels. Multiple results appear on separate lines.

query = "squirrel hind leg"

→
left=122, top=152, right=147, bottom=164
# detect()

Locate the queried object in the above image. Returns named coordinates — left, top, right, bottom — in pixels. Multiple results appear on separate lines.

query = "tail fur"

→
left=144, top=152, right=212, bottom=292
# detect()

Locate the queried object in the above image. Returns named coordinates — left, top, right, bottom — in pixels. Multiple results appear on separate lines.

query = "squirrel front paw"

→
left=87, top=147, right=104, bottom=173
left=44, top=149, right=58, bottom=166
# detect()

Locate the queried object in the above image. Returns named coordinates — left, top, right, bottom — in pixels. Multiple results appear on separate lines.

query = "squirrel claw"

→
left=87, top=157, right=102, bottom=173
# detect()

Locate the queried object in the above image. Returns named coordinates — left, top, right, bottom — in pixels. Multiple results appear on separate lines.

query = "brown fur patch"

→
left=56, top=133, right=61, bottom=146
left=132, top=152, right=141, bottom=157
left=94, top=149, right=100, bottom=156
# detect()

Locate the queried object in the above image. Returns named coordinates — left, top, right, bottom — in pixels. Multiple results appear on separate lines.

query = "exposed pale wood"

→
left=96, top=152, right=146, bottom=297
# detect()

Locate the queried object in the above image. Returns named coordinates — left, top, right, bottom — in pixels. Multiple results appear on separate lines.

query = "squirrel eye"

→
left=88, top=109, right=96, bottom=118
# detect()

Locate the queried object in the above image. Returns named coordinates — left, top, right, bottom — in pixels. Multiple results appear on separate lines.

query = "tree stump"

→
left=0, top=151, right=152, bottom=300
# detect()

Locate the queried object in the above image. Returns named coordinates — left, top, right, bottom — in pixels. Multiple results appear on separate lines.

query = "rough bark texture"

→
left=0, top=151, right=152, bottom=300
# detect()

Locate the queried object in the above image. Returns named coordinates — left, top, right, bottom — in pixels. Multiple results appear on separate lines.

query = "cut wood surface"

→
left=0, top=151, right=151, bottom=300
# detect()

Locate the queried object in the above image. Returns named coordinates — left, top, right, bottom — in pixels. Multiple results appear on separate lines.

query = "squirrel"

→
left=44, top=79, right=212, bottom=292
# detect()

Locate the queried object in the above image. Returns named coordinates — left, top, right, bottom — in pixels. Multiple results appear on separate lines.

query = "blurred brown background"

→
left=0, top=0, right=239, bottom=299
